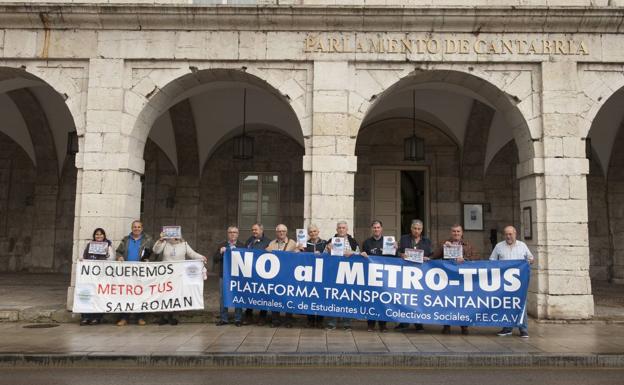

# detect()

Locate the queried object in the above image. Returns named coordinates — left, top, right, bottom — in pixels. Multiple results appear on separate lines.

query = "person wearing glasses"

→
left=298, top=224, right=327, bottom=328
left=214, top=226, right=246, bottom=326
left=324, top=220, right=359, bottom=331
left=266, top=224, right=298, bottom=327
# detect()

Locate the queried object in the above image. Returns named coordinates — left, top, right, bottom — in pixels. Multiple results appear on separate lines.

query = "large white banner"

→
left=73, top=260, right=204, bottom=313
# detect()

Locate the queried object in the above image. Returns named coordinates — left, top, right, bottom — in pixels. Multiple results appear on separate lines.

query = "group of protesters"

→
left=78, top=218, right=534, bottom=338
left=79, top=220, right=206, bottom=327
left=214, top=219, right=534, bottom=337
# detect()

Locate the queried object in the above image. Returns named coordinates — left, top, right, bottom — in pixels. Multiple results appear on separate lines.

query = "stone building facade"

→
left=1, top=1, right=624, bottom=320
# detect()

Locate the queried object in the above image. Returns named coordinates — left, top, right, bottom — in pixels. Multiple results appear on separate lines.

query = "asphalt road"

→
left=1, top=368, right=623, bottom=385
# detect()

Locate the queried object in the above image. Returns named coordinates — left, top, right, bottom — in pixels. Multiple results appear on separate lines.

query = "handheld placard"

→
left=405, top=248, right=424, bottom=263
left=296, top=229, right=307, bottom=248
left=331, top=237, right=345, bottom=256
left=162, top=226, right=182, bottom=239
left=443, top=244, right=463, bottom=259
left=382, top=236, right=397, bottom=255
left=88, top=241, right=109, bottom=255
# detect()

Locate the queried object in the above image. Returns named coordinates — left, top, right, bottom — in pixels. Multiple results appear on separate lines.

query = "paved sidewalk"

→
left=2, top=273, right=624, bottom=323
left=2, top=273, right=624, bottom=367
left=1, top=320, right=624, bottom=367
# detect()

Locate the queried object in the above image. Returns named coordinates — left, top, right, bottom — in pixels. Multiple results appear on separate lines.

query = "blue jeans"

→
left=219, top=278, right=242, bottom=323
left=502, top=303, right=528, bottom=333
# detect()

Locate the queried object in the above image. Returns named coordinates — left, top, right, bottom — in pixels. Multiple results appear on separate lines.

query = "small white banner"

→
left=444, top=244, right=463, bottom=259
left=331, top=237, right=345, bottom=256
left=73, top=260, right=204, bottom=313
left=382, top=236, right=397, bottom=256
left=296, top=229, right=307, bottom=248
left=404, top=248, right=424, bottom=264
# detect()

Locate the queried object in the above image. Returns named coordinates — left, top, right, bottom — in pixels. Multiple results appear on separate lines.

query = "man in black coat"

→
left=214, top=226, right=246, bottom=326
left=243, top=223, right=271, bottom=325
left=361, top=220, right=399, bottom=333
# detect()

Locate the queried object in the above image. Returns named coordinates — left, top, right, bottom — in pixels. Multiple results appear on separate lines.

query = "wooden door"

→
left=372, top=169, right=401, bottom=239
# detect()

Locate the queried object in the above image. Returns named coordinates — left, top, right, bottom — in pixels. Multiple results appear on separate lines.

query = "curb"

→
left=1, top=353, right=623, bottom=368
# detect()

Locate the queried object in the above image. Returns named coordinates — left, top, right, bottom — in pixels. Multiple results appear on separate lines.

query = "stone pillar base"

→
left=530, top=293, right=594, bottom=319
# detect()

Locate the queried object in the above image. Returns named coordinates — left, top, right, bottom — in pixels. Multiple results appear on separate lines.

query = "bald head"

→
left=504, top=226, right=517, bottom=244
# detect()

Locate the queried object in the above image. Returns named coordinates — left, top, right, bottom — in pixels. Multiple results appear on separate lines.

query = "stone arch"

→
left=0, top=65, right=80, bottom=174
left=351, top=64, right=537, bottom=164
left=124, top=65, right=310, bottom=173
left=584, top=79, right=624, bottom=177
left=0, top=65, right=78, bottom=272
left=585, top=76, right=624, bottom=283
left=579, top=65, right=624, bottom=140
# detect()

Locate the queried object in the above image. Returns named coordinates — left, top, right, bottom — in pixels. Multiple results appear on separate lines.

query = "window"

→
left=238, top=173, right=280, bottom=232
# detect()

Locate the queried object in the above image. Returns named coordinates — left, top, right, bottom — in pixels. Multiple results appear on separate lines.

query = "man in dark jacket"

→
left=243, top=223, right=271, bottom=325
left=361, top=220, right=398, bottom=333
left=115, top=220, right=153, bottom=326
left=395, top=219, right=432, bottom=331
left=214, top=226, right=246, bottom=326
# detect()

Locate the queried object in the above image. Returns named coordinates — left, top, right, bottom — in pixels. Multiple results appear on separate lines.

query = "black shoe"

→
left=379, top=326, right=388, bottom=333
left=158, top=317, right=169, bottom=326
left=414, top=324, right=425, bottom=332
left=80, top=319, right=89, bottom=326
left=497, top=328, right=512, bottom=336
left=169, top=318, right=178, bottom=326
left=215, top=320, right=228, bottom=326
left=394, top=323, right=408, bottom=330
left=90, top=319, right=100, bottom=325
left=285, top=322, right=293, bottom=329
left=343, top=325, right=352, bottom=331
left=461, top=326, right=469, bottom=335
left=235, top=321, right=242, bottom=327
left=441, top=325, right=451, bottom=334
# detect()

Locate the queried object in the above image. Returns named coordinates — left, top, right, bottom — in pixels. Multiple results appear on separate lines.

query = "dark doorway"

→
left=400, top=170, right=426, bottom=236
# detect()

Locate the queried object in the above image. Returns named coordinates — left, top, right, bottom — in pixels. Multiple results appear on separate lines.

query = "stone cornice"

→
left=0, top=4, right=622, bottom=33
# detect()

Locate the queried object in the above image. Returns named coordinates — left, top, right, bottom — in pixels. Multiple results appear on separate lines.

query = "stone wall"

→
left=142, top=129, right=304, bottom=271
left=587, top=121, right=624, bottom=283
left=587, top=155, right=610, bottom=281
left=354, top=120, right=460, bottom=248
left=607, top=122, right=624, bottom=282
left=354, top=104, right=519, bottom=258
left=0, top=132, right=76, bottom=272
left=484, top=140, right=521, bottom=253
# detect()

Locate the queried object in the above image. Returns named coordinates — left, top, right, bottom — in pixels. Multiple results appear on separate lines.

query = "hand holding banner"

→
left=73, top=260, right=204, bottom=313
left=223, top=248, right=530, bottom=327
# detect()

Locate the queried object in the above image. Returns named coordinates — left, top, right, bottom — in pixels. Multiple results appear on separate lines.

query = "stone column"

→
left=520, top=61, right=594, bottom=319
left=304, top=61, right=357, bottom=238
left=67, top=58, right=144, bottom=309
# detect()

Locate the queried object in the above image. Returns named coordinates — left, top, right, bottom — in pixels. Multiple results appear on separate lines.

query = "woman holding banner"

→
left=153, top=229, right=207, bottom=325
left=79, top=228, right=115, bottom=325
